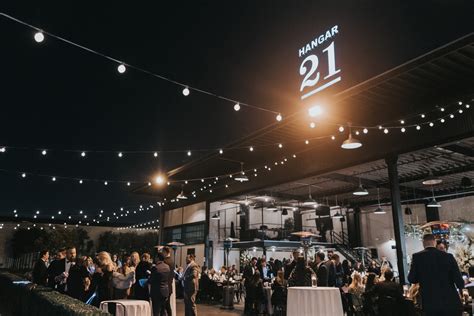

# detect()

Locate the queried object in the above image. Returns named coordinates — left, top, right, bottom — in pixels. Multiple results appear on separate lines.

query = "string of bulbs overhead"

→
left=0, top=12, right=283, bottom=119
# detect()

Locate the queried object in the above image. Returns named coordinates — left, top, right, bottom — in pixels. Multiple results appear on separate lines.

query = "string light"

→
left=421, top=114, right=426, bottom=118
left=219, top=149, right=223, bottom=154
left=331, top=135, right=336, bottom=140
left=276, top=113, right=282, bottom=121
left=234, top=103, right=240, bottom=111
left=182, top=87, right=190, bottom=96
left=305, top=140, right=309, bottom=144
left=363, top=128, right=368, bottom=134
left=187, top=150, right=191, bottom=156
left=117, top=64, right=126, bottom=74
left=34, top=31, right=44, bottom=43
left=21, top=173, right=26, bottom=178
left=338, top=126, right=344, bottom=132
left=118, top=152, right=123, bottom=158
left=278, top=143, right=283, bottom=148
left=416, top=125, right=421, bottom=130
left=104, top=181, right=108, bottom=185
left=249, top=146, right=254, bottom=152
left=384, top=128, right=389, bottom=134
left=154, top=152, right=158, bottom=157
left=81, top=152, right=86, bottom=157
left=310, top=122, right=316, bottom=128
left=52, top=177, right=56, bottom=181
left=42, top=150, right=47, bottom=156
left=0, top=147, right=6, bottom=152
left=401, top=127, right=406, bottom=133
left=429, top=122, right=434, bottom=127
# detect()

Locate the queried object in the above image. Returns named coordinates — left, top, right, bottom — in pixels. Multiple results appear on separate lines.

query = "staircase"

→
left=330, top=231, right=378, bottom=266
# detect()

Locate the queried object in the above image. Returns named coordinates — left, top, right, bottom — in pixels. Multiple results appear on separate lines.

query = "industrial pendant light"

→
left=461, top=176, right=472, bottom=188
left=374, top=188, right=386, bottom=214
left=427, top=187, right=441, bottom=208
left=333, top=212, right=343, bottom=219
left=422, top=169, right=442, bottom=186
left=266, top=202, right=278, bottom=211
left=235, top=162, right=249, bottom=182
left=353, top=178, right=369, bottom=196
left=211, top=212, right=220, bottom=220
left=303, top=185, right=317, bottom=206
left=176, top=185, right=188, bottom=200
left=281, top=208, right=289, bottom=216
left=341, top=124, right=362, bottom=149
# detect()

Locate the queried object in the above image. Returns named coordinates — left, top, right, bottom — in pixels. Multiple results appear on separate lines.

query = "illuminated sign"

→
left=298, top=25, right=341, bottom=100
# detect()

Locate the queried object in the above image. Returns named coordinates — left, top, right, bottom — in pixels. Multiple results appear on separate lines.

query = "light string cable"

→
left=0, top=12, right=281, bottom=116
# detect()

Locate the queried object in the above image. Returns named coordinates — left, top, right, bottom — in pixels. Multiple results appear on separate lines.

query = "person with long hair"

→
left=288, top=256, right=315, bottom=287
left=362, top=273, right=378, bottom=316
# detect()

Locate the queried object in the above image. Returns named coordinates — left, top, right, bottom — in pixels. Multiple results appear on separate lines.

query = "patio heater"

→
left=291, top=231, right=320, bottom=261
left=167, top=241, right=185, bottom=268
left=222, top=237, right=239, bottom=310
left=353, top=246, right=369, bottom=270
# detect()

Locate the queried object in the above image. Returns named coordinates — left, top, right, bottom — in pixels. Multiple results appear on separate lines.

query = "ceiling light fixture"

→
left=422, top=170, right=442, bottom=185
left=303, top=185, right=317, bottom=206
left=374, top=188, right=386, bottom=214
left=427, top=186, right=441, bottom=208
left=353, top=178, right=369, bottom=196
left=235, top=162, right=249, bottom=182
left=341, top=123, right=362, bottom=149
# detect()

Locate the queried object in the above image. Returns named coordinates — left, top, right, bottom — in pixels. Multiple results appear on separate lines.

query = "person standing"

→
left=284, top=251, right=300, bottom=280
left=67, top=256, right=90, bottom=301
left=33, top=250, right=49, bottom=286
left=162, top=246, right=175, bottom=316
left=47, top=248, right=65, bottom=288
left=288, top=256, right=315, bottom=287
left=313, top=252, right=328, bottom=287
left=149, top=252, right=171, bottom=316
left=183, top=254, right=199, bottom=316
left=408, top=234, right=464, bottom=316
left=133, top=253, right=153, bottom=300
left=48, top=246, right=76, bottom=293
left=243, top=257, right=258, bottom=314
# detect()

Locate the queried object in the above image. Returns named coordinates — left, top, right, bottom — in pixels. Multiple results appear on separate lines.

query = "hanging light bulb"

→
left=118, top=152, right=123, bottom=157
left=155, top=175, right=166, bottom=185
left=374, top=188, right=386, bottom=214
left=249, top=146, right=254, bottom=152
left=310, top=122, right=316, bottom=128
left=34, top=31, right=45, bottom=43
left=422, top=170, right=442, bottom=185
left=182, top=87, right=190, bottom=96
left=187, top=150, right=191, bottom=156
left=421, top=114, right=426, bottom=118
left=401, top=127, right=406, bottom=133
left=52, top=177, right=56, bottom=182
left=21, top=173, right=26, bottom=178
left=302, top=185, right=317, bottom=206
left=81, top=152, right=86, bottom=157
left=416, top=125, right=421, bottom=130
left=308, top=105, right=323, bottom=117
left=42, top=150, right=47, bottom=156
left=384, top=128, right=389, bottom=134
left=331, top=135, right=336, bottom=140
left=338, top=126, right=344, bottom=132
left=219, top=149, right=223, bottom=154
left=234, top=103, right=240, bottom=111
left=235, top=162, right=249, bottom=182
left=305, top=140, right=309, bottom=144
left=127, top=182, right=131, bottom=186
left=79, top=179, right=83, bottom=184
left=363, top=128, right=368, bottom=134
left=104, top=181, right=108, bottom=185
left=353, top=178, right=369, bottom=196
left=429, top=122, right=434, bottom=127
left=117, top=64, right=126, bottom=74
left=427, top=187, right=441, bottom=208
left=341, top=123, right=362, bottom=149
left=276, top=113, right=282, bottom=121
left=278, top=143, right=283, bottom=148
left=154, top=152, right=158, bottom=157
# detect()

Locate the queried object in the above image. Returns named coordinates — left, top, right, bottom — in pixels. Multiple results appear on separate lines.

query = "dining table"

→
left=287, top=286, right=344, bottom=316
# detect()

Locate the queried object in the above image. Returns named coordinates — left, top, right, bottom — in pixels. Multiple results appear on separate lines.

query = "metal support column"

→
left=385, top=155, right=408, bottom=284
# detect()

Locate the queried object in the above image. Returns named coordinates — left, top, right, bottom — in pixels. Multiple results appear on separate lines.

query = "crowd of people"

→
left=29, top=233, right=466, bottom=316
left=31, top=246, right=200, bottom=316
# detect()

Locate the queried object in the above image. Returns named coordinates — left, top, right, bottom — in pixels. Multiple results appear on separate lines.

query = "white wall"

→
left=360, top=196, right=474, bottom=274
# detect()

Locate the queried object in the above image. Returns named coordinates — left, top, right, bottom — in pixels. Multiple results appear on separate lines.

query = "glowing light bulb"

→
left=421, top=114, right=425, bottom=118
left=440, top=118, right=445, bottom=123
left=308, top=105, right=323, bottom=117
left=155, top=175, right=165, bottom=185
left=400, top=120, right=405, bottom=124
left=293, top=154, right=297, bottom=158
left=339, top=126, right=344, bottom=132
left=429, top=122, right=434, bottom=127
left=310, top=122, right=316, bottom=128
left=81, top=152, right=86, bottom=157
left=117, top=64, right=126, bottom=73
left=118, top=152, right=123, bottom=157
left=21, top=173, right=26, bottom=178
left=34, top=32, right=45, bottom=43
left=459, top=109, right=463, bottom=114
left=305, top=140, right=309, bottom=144
left=249, top=146, right=254, bottom=152
left=440, top=107, right=445, bottom=112
left=42, top=150, right=47, bottom=155
left=278, top=143, right=283, bottom=148
left=104, top=181, right=108, bottom=185
left=182, top=87, right=190, bottom=96
left=0, top=147, right=5, bottom=152
left=416, top=125, right=421, bottom=130
left=384, top=128, right=389, bottom=134
left=363, top=128, right=368, bottom=134
left=355, top=131, right=360, bottom=135
left=331, top=135, right=336, bottom=140
left=154, top=152, right=158, bottom=157
left=187, top=150, right=191, bottom=156
left=79, top=179, right=83, bottom=184
left=450, top=114, right=455, bottom=119
left=148, top=182, right=151, bottom=186
left=276, top=113, right=282, bottom=121
left=234, top=103, right=240, bottom=111
left=466, top=104, right=470, bottom=109
left=219, top=149, right=223, bottom=154
left=401, top=128, right=406, bottom=133
left=127, top=182, right=131, bottom=186
left=52, top=177, right=56, bottom=181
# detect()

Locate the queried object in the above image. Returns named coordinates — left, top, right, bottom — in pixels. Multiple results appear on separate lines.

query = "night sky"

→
left=0, top=1, right=472, bottom=224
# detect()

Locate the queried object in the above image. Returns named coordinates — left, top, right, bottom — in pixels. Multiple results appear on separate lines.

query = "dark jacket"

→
left=33, top=259, right=48, bottom=286
left=149, top=261, right=171, bottom=299
left=288, top=266, right=315, bottom=287
left=284, top=260, right=296, bottom=280
left=372, top=280, right=404, bottom=316
left=47, top=258, right=67, bottom=292
left=183, top=261, right=199, bottom=294
left=67, top=264, right=90, bottom=301
left=133, top=261, right=153, bottom=300
left=408, top=247, right=464, bottom=312
left=163, top=256, right=174, bottom=295
left=243, top=264, right=256, bottom=287
left=316, top=262, right=329, bottom=287
left=325, top=260, right=337, bottom=287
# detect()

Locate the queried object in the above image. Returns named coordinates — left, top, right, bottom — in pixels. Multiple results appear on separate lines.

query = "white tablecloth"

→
left=287, top=287, right=343, bottom=316
left=100, top=299, right=151, bottom=316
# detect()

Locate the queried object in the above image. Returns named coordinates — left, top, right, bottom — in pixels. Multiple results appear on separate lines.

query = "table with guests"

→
left=29, top=233, right=468, bottom=316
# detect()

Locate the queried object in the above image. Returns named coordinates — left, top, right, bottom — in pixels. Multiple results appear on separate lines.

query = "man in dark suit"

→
left=284, top=251, right=300, bottom=280
left=408, top=234, right=464, bottom=316
left=47, top=248, right=65, bottom=288
left=32, top=250, right=49, bottom=286
left=325, top=256, right=337, bottom=287
left=149, top=252, right=171, bottom=316
left=373, top=269, right=404, bottom=315
left=47, top=246, right=76, bottom=293
left=161, top=246, right=174, bottom=316
left=313, top=252, right=328, bottom=286
left=183, top=254, right=199, bottom=316
left=243, top=257, right=258, bottom=314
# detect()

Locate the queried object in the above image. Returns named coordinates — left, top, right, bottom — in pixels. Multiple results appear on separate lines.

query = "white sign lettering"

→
left=298, top=25, right=341, bottom=100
